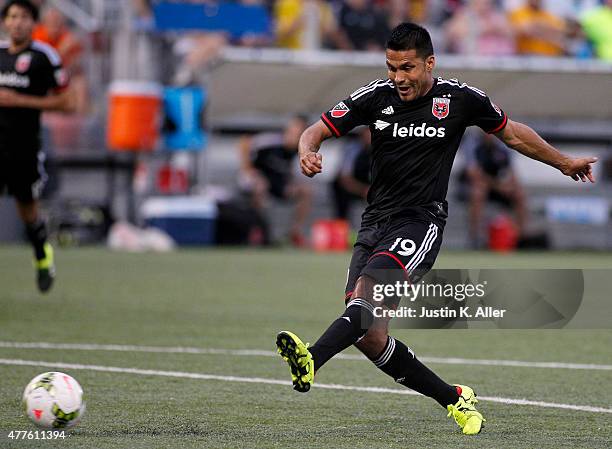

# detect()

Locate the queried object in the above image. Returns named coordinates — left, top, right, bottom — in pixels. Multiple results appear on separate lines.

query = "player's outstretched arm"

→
left=299, top=120, right=333, bottom=178
left=495, top=119, right=597, bottom=183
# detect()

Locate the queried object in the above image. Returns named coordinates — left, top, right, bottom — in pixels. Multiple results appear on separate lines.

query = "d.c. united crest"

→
left=432, top=97, right=450, bottom=120
left=15, top=53, right=32, bottom=73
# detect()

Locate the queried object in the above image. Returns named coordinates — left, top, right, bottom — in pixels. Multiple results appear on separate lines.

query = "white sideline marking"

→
left=1, top=358, right=611, bottom=415
left=1, top=341, right=611, bottom=371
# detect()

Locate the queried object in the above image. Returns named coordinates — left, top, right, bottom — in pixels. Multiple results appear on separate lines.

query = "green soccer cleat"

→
left=35, top=243, right=55, bottom=293
left=276, top=331, right=314, bottom=393
left=446, top=384, right=486, bottom=435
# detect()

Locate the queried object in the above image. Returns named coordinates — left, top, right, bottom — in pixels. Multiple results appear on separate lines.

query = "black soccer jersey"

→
left=0, top=40, right=68, bottom=149
left=250, top=132, right=297, bottom=185
left=321, top=77, right=507, bottom=225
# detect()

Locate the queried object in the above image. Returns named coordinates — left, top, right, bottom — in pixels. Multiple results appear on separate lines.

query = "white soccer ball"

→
left=22, top=372, right=85, bottom=429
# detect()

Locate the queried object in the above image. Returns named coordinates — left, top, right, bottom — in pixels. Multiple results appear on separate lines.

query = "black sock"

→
left=25, top=220, right=47, bottom=261
left=371, top=336, right=459, bottom=408
left=309, top=298, right=374, bottom=371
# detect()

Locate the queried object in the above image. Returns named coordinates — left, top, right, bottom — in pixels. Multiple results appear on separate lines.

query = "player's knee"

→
left=355, top=327, right=388, bottom=358
left=352, top=275, right=379, bottom=305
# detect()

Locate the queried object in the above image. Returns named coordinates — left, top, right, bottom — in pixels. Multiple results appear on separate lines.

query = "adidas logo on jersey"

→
left=374, top=120, right=391, bottom=130
left=381, top=106, right=394, bottom=115
left=392, top=122, right=446, bottom=138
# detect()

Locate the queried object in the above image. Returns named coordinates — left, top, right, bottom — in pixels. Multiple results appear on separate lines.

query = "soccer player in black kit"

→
left=276, top=23, right=597, bottom=435
left=0, top=0, right=73, bottom=293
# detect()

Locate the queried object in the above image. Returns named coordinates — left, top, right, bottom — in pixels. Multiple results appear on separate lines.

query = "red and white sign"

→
left=432, top=97, right=450, bottom=120
left=330, top=101, right=349, bottom=118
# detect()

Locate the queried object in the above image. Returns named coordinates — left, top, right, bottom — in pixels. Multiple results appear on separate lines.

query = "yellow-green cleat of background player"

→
left=35, top=243, right=55, bottom=293
left=276, top=331, right=314, bottom=393
left=446, top=384, right=485, bottom=435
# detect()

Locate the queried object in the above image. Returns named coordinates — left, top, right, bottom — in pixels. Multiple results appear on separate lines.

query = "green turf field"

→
left=0, top=245, right=611, bottom=448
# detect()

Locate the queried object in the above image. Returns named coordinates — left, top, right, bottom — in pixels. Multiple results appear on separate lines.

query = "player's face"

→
left=386, top=49, right=435, bottom=102
left=3, top=5, right=35, bottom=46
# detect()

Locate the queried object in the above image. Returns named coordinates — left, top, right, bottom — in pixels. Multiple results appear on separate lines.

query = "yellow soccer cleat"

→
left=35, top=243, right=55, bottom=293
left=276, top=331, right=314, bottom=393
left=447, top=384, right=486, bottom=435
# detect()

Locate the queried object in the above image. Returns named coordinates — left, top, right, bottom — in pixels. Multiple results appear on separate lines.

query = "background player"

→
left=238, top=115, right=312, bottom=246
left=331, top=126, right=371, bottom=221
left=276, top=22, right=596, bottom=435
left=0, top=0, right=73, bottom=292
left=459, top=130, right=528, bottom=248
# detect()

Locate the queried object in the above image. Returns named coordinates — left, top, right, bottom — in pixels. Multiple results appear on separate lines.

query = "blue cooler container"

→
left=163, top=87, right=207, bottom=152
left=142, top=196, right=217, bottom=246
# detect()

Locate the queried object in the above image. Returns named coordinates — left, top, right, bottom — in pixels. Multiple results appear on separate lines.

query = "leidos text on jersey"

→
left=392, top=122, right=446, bottom=138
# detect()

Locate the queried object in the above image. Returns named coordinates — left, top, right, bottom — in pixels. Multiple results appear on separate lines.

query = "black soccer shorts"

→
left=345, top=215, right=444, bottom=306
left=0, top=148, right=46, bottom=203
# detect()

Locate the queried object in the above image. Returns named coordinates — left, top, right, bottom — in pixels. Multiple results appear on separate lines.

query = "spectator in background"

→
left=445, top=0, right=515, bottom=56
left=386, top=0, right=424, bottom=28
left=172, top=32, right=228, bottom=85
left=33, top=7, right=87, bottom=113
left=337, top=0, right=389, bottom=51
left=30, top=6, right=86, bottom=152
left=459, top=131, right=528, bottom=248
left=331, top=127, right=371, bottom=220
left=581, top=0, right=612, bottom=61
left=238, top=116, right=312, bottom=246
left=274, top=0, right=350, bottom=49
left=33, top=7, right=81, bottom=74
left=502, top=0, right=599, bottom=19
left=509, top=0, right=567, bottom=56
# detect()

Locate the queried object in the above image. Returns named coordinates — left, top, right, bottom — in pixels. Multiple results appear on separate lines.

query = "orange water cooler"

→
left=107, top=80, right=162, bottom=152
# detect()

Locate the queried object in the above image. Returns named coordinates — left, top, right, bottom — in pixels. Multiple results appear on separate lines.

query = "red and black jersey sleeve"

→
left=321, top=79, right=391, bottom=137
left=46, top=59, right=69, bottom=93
left=321, top=96, right=369, bottom=138
left=34, top=42, right=69, bottom=93
left=463, top=86, right=507, bottom=134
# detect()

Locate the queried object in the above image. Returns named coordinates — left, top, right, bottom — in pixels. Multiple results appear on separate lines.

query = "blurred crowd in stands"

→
left=135, top=0, right=612, bottom=60
left=272, top=0, right=612, bottom=59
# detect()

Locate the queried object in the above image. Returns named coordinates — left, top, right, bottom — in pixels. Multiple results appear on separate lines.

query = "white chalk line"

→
left=0, top=341, right=610, bottom=371
left=1, top=358, right=611, bottom=415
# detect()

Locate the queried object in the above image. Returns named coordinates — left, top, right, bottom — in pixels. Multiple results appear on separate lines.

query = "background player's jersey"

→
left=0, top=40, right=68, bottom=149
left=250, top=132, right=297, bottom=186
left=340, top=142, right=370, bottom=185
left=321, top=77, right=507, bottom=225
left=465, top=134, right=512, bottom=179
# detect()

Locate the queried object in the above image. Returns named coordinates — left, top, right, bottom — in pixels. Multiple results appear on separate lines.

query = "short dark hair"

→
left=386, top=22, right=434, bottom=59
left=1, top=0, right=39, bottom=22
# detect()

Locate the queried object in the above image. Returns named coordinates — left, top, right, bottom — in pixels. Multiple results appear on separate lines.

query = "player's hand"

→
left=300, top=152, right=322, bottom=178
left=560, top=156, right=598, bottom=183
left=0, top=88, right=21, bottom=107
